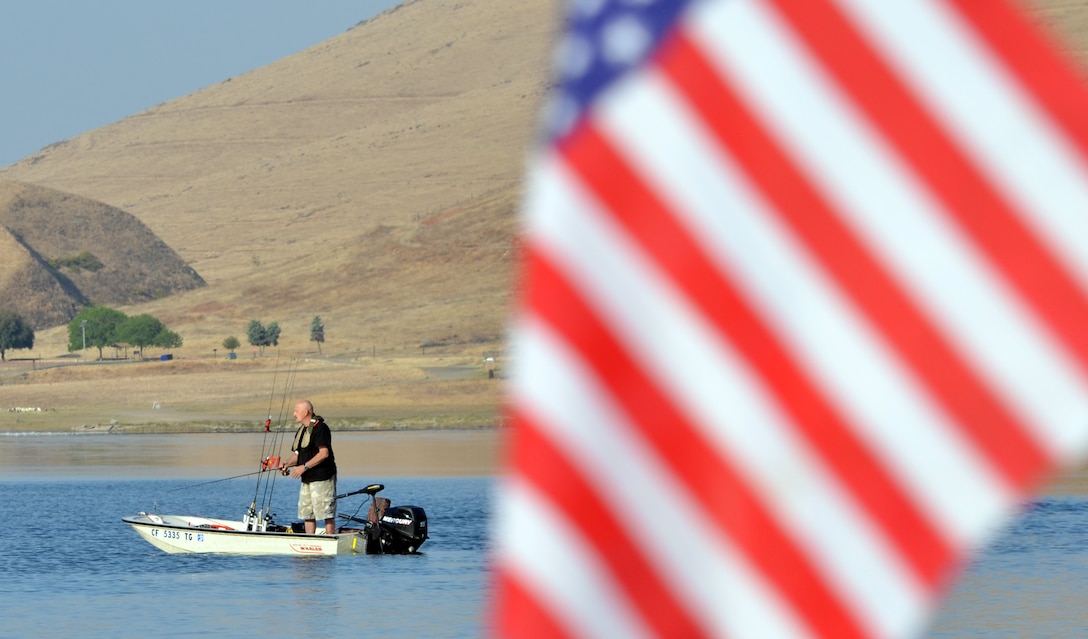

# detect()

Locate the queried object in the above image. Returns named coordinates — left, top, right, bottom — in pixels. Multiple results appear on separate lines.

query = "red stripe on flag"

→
left=765, top=0, right=1088, bottom=467
left=493, top=571, right=577, bottom=639
left=526, top=247, right=870, bottom=639
left=948, top=0, right=1088, bottom=159
left=657, top=27, right=1050, bottom=493
left=507, top=409, right=713, bottom=639
left=561, top=118, right=953, bottom=588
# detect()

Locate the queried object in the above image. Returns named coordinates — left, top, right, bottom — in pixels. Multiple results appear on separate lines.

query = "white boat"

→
left=122, top=513, right=369, bottom=555
left=123, top=484, right=428, bottom=556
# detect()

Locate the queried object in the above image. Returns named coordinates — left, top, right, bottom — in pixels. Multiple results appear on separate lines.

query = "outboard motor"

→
left=335, top=484, right=428, bottom=554
left=377, top=505, right=428, bottom=554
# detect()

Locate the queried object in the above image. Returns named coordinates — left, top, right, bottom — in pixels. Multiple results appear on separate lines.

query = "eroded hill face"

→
left=0, top=220, right=83, bottom=329
left=0, top=181, right=205, bottom=328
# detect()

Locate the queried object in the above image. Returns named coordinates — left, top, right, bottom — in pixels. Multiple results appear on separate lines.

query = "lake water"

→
left=0, top=435, right=493, bottom=639
left=927, top=497, right=1088, bottom=638
left=3, top=434, right=1088, bottom=638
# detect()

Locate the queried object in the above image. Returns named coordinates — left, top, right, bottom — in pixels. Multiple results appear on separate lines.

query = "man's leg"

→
left=314, top=476, right=338, bottom=534
left=299, top=484, right=317, bottom=533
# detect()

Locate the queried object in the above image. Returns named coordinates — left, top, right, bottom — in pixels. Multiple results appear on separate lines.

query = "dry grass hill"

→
left=0, top=181, right=204, bottom=328
left=0, top=0, right=1085, bottom=432
left=1, top=0, right=561, bottom=358
left=0, top=0, right=560, bottom=431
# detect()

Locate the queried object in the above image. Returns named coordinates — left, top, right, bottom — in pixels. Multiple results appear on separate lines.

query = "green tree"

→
left=115, top=314, right=181, bottom=357
left=246, top=319, right=280, bottom=355
left=116, top=314, right=166, bottom=358
left=68, top=306, right=127, bottom=360
left=222, top=335, right=240, bottom=353
left=0, top=310, right=34, bottom=362
left=266, top=321, right=281, bottom=347
left=310, top=315, right=325, bottom=355
left=246, top=320, right=266, bottom=354
left=153, top=328, right=183, bottom=350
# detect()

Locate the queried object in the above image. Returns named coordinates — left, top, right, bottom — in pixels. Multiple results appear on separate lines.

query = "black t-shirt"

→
left=292, top=419, right=337, bottom=483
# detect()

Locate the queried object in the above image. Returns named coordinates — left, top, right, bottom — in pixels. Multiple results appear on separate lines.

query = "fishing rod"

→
left=254, top=357, right=300, bottom=512
left=253, top=356, right=284, bottom=506
left=267, top=351, right=280, bottom=411
left=255, top=351, right=283, bottom=457
left=336, top=484, right=385, bottom=499
left=335, top=484, right=386, bottom=529
left=169, top=468, right=275, bottom=492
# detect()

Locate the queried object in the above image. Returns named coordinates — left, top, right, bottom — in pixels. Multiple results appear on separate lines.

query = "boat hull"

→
left=123, top=514, right=367, bottom=555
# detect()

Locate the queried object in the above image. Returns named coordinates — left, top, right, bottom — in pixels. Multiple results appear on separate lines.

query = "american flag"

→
left=494, top=1, right=1088, bottom=638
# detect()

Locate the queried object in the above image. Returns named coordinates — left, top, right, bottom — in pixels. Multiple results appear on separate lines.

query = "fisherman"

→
left=264, top=416, right=271, bottom=432
left=280, top=400, right=338, bottom=534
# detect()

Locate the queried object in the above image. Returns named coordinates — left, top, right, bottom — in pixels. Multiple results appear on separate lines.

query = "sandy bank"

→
left=0, top=429, right=506, bottom=480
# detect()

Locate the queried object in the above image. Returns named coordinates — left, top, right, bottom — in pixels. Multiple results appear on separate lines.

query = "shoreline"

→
left=0, top=428, right=507, bottom=479
left=0, top=411, right=506, bottom=435
left=5, top=425, right=1088, bottom=496
left=0, top=422, right=502, bottom=436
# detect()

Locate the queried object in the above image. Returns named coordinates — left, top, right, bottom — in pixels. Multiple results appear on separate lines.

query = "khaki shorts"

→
left=298, top=476, right=337, bottom=520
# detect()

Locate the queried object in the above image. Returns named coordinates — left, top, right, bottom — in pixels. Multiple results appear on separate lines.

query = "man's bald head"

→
left=293, top=400, right=315, bottom=425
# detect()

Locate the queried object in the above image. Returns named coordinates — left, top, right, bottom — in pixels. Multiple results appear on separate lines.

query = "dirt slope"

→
left=0, top=0, right=559, bottom=356
left=0, top=181, right=204, bottom=328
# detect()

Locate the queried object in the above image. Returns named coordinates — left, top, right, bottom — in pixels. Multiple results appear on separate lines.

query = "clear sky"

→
left=0, top=0, right=403, bottom=168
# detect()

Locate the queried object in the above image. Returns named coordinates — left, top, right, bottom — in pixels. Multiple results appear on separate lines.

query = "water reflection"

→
left=0, top=430, right=499, bottom=480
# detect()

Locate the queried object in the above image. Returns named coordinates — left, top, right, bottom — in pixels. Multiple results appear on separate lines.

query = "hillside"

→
left=1, top=0, right=1085, bottom=358
left=0, top=220, right=82, bottom=330
left=1, top=0, right=1088, bottom=434
left=0, top=0, right=560, bottom=357
left=0, top=181, right=204, bottom=329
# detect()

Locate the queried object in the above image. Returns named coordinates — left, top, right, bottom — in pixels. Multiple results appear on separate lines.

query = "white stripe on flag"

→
left=495, top=478, right=653, bottom=639
left=513, top=316, right=811, bottom=639
left=592, top=40, right=1010, bottom=552
left=529, top=153, right=926, bottom=637
left=687, top=0, right=1088, bottom=476
left=834, top=0, right=1088, bottom=330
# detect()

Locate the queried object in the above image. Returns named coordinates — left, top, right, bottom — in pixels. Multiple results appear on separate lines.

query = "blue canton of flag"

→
left=546, top=0, right=696, bottom=140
